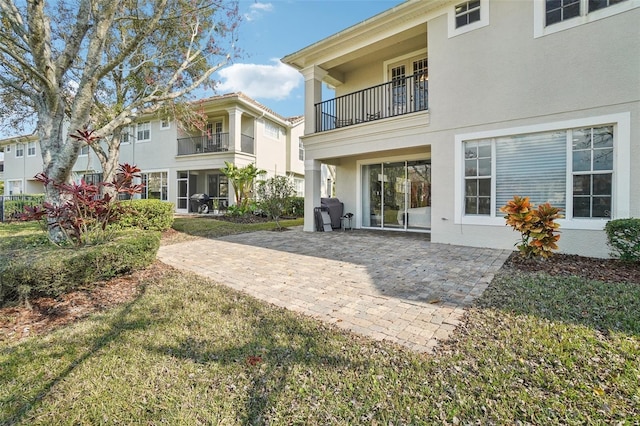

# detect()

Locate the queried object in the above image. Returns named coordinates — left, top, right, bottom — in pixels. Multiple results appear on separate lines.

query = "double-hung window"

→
left=461, top=123, right=618, bottom=222
left=27, top=141, right=36, bottom=157
left=137, top=122, right=151, bottom=141
left=455, top=0, right=481, bottom=28
left=464, top=140, right=492, bottom=215
left=571, top=126, right=613, bottom=218
left=120, top=127, right=131, bottom=144
left=15, top=143, right=24, bottom=158
left=544, top=0, right=629, bottom=26
left=298, top=139, right=304, bottom=161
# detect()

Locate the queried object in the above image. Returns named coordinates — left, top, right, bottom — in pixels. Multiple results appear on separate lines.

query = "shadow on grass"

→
left=145, top=305, right=365, bottom=425
left=0, top=284, right=162, bottom=425
left=477, top=270, right=640, bottom=337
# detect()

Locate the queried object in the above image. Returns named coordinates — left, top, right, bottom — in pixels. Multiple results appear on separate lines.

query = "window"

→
left=298, top=139, right=304, bottom=161
left=27, top=141, right=36, bottom=157
left=79, top=145, right=89, bottom=155
left=545, top=0, right=581, bottom=25
left=464, top=140, right=492, bottom=215
left=141, top=171, right=168, bottom=201
left=536, top=0, right=633, bottom=36
left=455, top=0, right=481, bottom=28
left=137, top=121, right=151, bottom=141
left=160, top=118, right=170, bottom=130
left=448, top=0, right=489, bottom=37
left=8, top=180, right=22, bottom=195
left=82, top=173, right=103, bottom=185
left=15, top=143, right=24, bottom=158
left=264, top=121, right=280, bottom=139
left=589, top=0, right=626, bottom=12
left=461, top=124, right=618, bottom=222
left=572, top=126, right=613, bottom=218
left=5, top=145, right=10, bottom=153
left=293, top=177, right=304, bottom=197
left=120, top=127, right=131, bottom=144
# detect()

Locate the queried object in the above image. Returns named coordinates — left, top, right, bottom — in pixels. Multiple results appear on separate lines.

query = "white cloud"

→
left=217, top=60, right=301, bottom=100
left=244, top=2, right=273, bottom=21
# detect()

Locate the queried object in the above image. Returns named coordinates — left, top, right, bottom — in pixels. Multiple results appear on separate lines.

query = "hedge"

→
left=114, top=199, right=174, bottom=231
left=0, top=230, right=161, bottom=306
left=605, top=218, right=640, bottom=262
left=2, top=195, right=45, bottom=221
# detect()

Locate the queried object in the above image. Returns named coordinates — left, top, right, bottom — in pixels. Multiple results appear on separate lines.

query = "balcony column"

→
left=303, top=159, right=322, bottom=232
left=227, top=107, right=243, bottom=152
left=301, top=65, right=327, bottom=135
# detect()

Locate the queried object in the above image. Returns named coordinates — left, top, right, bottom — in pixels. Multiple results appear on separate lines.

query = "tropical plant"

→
left=20, top=133, right=143, bottom=246
left=256, top=175, right=295, bottom=230
left=500, top=195, right=563, bottom=259
left=221, top=162, right=265, bottom=213
left=0, top=0, right=240, bottom=242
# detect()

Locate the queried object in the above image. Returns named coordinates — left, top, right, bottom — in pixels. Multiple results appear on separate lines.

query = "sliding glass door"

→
left=361, top=160, right=431, bottom=231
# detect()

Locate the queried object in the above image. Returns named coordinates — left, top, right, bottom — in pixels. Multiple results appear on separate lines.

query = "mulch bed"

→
left=502, top=252, right=640, bottom=285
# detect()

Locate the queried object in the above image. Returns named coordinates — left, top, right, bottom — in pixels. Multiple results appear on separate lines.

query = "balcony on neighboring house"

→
left=315, top=70, right=428, bottom=133
left=177, top=133, right=255, bottom=156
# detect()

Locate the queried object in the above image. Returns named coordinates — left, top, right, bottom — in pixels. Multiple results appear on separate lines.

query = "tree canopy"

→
left=0, top=0, right=240, bottom=241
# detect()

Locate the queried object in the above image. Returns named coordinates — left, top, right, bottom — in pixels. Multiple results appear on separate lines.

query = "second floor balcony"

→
left=315, top=71, right=428, bottom=133
left=177, top=133, right=255, bottom=156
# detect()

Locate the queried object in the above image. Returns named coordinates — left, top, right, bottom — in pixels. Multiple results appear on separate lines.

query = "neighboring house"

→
left=0, top=92, right=306, bottom=212
left=282, top=0, right=640, bottom=258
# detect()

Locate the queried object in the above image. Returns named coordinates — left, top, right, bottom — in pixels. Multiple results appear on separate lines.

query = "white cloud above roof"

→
left=245, top=2, right=273, bottom=21
left=216, top=60, right=301, bottom=101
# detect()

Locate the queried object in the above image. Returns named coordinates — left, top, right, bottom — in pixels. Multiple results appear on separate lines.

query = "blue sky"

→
left=211, top=0, right=405, bottom=118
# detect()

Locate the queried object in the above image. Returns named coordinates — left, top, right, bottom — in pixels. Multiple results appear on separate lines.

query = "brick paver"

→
left=157, top=228, right=511, bottom=353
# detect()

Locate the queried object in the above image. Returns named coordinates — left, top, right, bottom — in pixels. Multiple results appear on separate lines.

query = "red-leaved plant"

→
left=500, top=195, right=563, bottom=259
left=20, top=130, right=144, bottom=246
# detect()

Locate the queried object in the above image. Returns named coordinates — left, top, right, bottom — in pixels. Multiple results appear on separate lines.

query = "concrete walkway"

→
left=157, top=228, right=511, bottom=353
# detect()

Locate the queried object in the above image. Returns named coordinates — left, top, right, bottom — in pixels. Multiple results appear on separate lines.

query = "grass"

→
left=168, top=216, right=304, bottom=242
left=1, top=219, right=639, bottom=424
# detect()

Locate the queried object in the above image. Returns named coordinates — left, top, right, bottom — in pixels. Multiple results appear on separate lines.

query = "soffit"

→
left=282, top=0, right=447, bottom=72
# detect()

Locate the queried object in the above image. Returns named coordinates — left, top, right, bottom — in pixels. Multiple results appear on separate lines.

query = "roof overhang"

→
left=281, top=0, right=447, bottom=84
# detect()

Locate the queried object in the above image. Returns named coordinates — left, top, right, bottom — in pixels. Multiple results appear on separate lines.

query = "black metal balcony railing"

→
left=315, top=71, right=429, bottom=133
left=177, top=133, right=255, bottom=156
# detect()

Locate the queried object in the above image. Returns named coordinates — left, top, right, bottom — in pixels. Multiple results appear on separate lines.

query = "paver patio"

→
left=157, top=228, right=511, bottom=353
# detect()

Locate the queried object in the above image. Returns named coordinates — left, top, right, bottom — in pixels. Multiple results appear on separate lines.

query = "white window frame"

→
left=137, top=121, right=151, bottom=142
left=15, top=143, right=24, bottom=158
left=141, top=170, right=169, bottom=201
left=298, top=139, right=304, bottom=161
left=5, top=145, right=10, bottom=153
left=448, top=0, right=490, bottom=38
left=120, top=126, right=131, bottom=145
left=534, top=0, right=637, bottom=38
left=454, top=112, right=631, bottom=230
left=160, top=118, right=171, bottom=130
left=79, top=144, right=89, bottom=156
left=27, top=141, right=36, bottom=157
left=8, top=179, right=23, bottom=195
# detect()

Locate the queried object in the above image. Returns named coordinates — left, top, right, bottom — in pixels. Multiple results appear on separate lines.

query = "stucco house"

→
left=282, top=0, right=639, bottom=258
left=0, top=93, right=306, bottom=213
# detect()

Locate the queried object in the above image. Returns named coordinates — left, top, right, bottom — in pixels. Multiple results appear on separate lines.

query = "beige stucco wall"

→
left=299, top=0, right=639, bottom=258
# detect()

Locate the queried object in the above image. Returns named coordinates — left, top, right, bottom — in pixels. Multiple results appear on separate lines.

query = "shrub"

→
left=115, top=199, right=174, bottom=231
left=256, top=175, right=295, bottom=230
left=605, top=218, right=640, bottom=262
left=0, top=230, right=160, bottom=306
left=500, top=196, right=563, bottom=259
left=2, top=195, right=45, bottom=221
left=286, top=197, right=304, bottom=216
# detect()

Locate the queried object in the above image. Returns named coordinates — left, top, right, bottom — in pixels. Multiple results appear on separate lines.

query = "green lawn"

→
left=167, top=216, right=303, bottom=243
left=1, top=219, right=638, bottom=424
